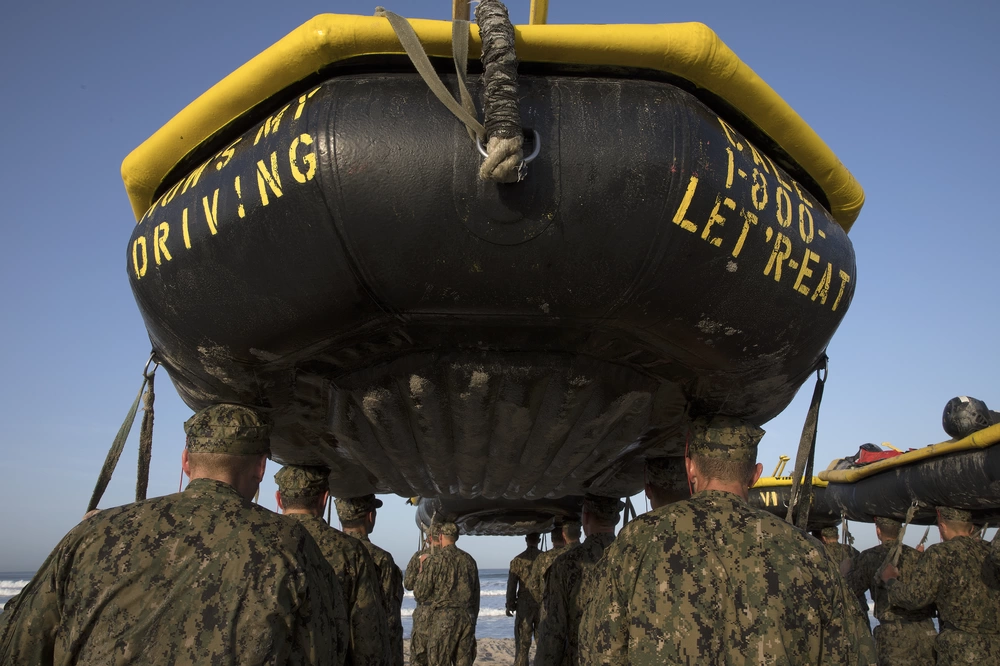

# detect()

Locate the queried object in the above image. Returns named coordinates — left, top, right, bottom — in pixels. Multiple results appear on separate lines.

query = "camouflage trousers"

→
left=873, top=619, right=937, bottom=665
left=410, top=606, right=428, bottom=666
left=425, top=607, right=477, bottom=666
left=936, top=628, right=1000, bottom=666
left=514, top=602, right=539, bottom=666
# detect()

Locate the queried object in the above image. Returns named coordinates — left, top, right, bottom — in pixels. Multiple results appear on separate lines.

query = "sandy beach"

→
left=403, top=638, right=527, bottom=666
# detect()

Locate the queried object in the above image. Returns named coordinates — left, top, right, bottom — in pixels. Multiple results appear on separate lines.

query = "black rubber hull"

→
left=127, top=71, right=857, bottom=501
left=415, top=496, right=584, bottom=536
left=748, top=484, right=842, bottom=529
left=824, top=445, right=1000, bottom=524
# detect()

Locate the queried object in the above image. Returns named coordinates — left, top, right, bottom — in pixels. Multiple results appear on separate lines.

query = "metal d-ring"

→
left=476, top=129, right=542, bottom=165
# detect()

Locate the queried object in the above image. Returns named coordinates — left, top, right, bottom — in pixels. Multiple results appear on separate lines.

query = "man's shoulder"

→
left=298, top=517, right=368, bottom=556
left=365, top=540, right=397, bottom=568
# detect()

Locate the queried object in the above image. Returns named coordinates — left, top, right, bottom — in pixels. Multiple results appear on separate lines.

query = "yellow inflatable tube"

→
left=819, top=423, right=1000, bottom=484
left=122, top=14, right=864, bottom=229
left=753, top=476, right=828, bottom=489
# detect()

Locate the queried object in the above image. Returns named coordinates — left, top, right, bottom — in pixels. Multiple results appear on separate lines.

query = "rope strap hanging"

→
left=785, top=356, right=828, bottom=528
left=882, top=500, right=920, bottom=574
left=135, top=366, right=156, bottom=501
left=88, top=353, right=160, bottom=512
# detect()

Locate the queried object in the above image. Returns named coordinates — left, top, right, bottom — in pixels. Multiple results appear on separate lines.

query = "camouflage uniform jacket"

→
left=413, top=544, right=480, bottom=622
left=887, top=535, right=1000, bottom=635
left=529, top=544, right=567, bottom=602
left=507, top=546, right=541, bottom=613
left=0, top=478, right=348, bottom=666
left=355, top=533, right=405, bottom=666
left=823, top=541, right=869, bottom=613
left=847, top=541, right=935, bottom=623
left=578, top=490, right=877, bottom=666
left=287, top=514, right=389, bottom=666
left=536, top=533, right=615, bottom=666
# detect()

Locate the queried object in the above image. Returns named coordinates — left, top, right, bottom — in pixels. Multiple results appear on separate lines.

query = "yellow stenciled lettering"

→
left=792, top=180, right=814, bottom=207
left=180, top=162, right=209, bottom=195
left=254, top=104, right=291, bottom=146
left=257, top=153, right=283, bottom=206
left=733, top=209, right=758, bottom=258
left=725, top=147, right=735, bottom=189
left=764, top=232, right=793, bottom=282
left=234, top=176, right=245, bottom=218
left=793, top=249, right=819, bottom=296
left=832, top=270, right=851, bottom=311
left=202, top=189, right=220, bottom=235
left=293, top=87, right=321, bottom=120
left=159, top=178, right=184, bottom=207
left=763, top=153, right=793, bottom=192
left=672, top=176, right=700, bottom=233
left=751, top=169, right=769, bottom=211
left=798, top=203, right=815, bottom=243
left=289, top=133, right=317, bottom=184
left=182, top=208, right=191, bottom=249
left=717, top=118, right=743, bottom=151
left=811, top=262, right=834, bottom=305
left=747, top=143, right=771, bottom=173
left=132, top=236, right=148, bottom=279
left=215, top=138, right=241, bottom=172
left=776, top=187, right=793, bottom=228
left=702, top=196, right=735, bottom=247
left=153, top=222, right=172, bottom=265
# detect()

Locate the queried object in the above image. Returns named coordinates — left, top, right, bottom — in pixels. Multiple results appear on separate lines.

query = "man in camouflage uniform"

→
left=535, top=495, right=622, bottom=666
left=528, top=526, right=569, bottom=610
left=336, top=494, right=405, bottom=666
left=883, top=506, right=1000, bottom=665
left=643, top=456, right=689, bottom=509
left=414, top=522, right=480, bottom=666
left=0, top=404, right=349, bottom=665
left=579, top=415, right=877, bottom=666
left=844, top=516, right=936, bottom=665
left=506, top=532, right=541, bottom=666
left=275, top=465, right=389, bottom=666
left=404, top=532, right=434, bottom=666
left=818, top=525, right=861, bottom=568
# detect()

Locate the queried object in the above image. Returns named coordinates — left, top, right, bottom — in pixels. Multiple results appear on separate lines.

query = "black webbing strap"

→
left=785, top=356, right=828, bottom=528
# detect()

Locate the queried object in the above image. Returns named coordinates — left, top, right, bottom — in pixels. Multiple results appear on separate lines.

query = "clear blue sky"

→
left=1, top=0, right=998, bottom=571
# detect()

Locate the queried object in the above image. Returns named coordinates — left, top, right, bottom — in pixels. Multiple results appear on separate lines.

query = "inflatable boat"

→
left=122, top=7, right=863, bottom=506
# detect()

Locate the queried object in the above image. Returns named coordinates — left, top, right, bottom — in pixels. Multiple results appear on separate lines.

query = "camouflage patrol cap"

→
left=433, top=521, right=459, bottom=538
left=184, top=404, right=272, bottom=455
left=819, top=526, right=839, bottom=538
left=687, top=415, right=765, bottom=462
left=582, top=494, right=625, bottom=522
left=937, top=506, right=973, bottom=523
left=874, top=516, right=902, bottom=532
left=274, top=465, right=330, bottom=499
left=335, top=494, right=384, bottom=522
left=644, top=456, right=687, bottom=489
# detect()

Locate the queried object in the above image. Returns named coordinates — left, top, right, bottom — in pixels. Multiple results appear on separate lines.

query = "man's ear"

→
left=750, top=462, right=763, bottom=487
left=181, top=448, right=192, bottom=479
left=275, top=491, right=284, bottom=512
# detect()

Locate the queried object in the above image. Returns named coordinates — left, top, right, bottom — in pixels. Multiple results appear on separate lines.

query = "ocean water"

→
left=0, top=569, right=518, bottom=639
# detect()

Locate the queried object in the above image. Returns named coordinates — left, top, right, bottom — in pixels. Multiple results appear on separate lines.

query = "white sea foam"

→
left=402, top=607, right=509, bottom=618
left=404, top=589, right=505, bottom=599
left=0, top=581, right=29, bottom=597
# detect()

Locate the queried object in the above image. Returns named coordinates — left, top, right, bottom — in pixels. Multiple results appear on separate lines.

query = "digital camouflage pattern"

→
left=847, top=541, right=936, bottom=665
left=404, top=549, right=429, bottom=666
left=535, top=532, right=616, bottom=666
left=820, top=539, right=867, bottom=611
left=937, top=506, right=973, bottom=522
left=275, top=464, right=331, bottom=498
left=578, top=490, right=877, bottom=666
left=887, top=535, right=1000, bottom=665
left=183, top=403, right=272, bottom=455
left=528, top=543, right=568, bottom=605
left=355, top=532, right=405, bottom=666
left=336, top=494, right=385, bottom=523
left=581, top=495, right=624, bottom=523
left=687, top=415, right=765, bottom=461
left=0, top=478, right=348, bottom=665
left=506, top=544, right=541, bottom=666
left=285, top=514, right=389, bottom=666
left=413, top=544, right=480, bottom=666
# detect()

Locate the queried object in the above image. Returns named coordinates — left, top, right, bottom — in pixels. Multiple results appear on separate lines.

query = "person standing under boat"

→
left=578, top=416, right=877, bottom=666
left=506, top=532, right=542, bottom=666
left=275, top=465, right=390, bottom=666
left=528, top=525, right=569, bottom=616
left=642, top=456, right=690, bottom=509
left=337, top=494, right=405, bottom=666
left=405, top=531, right=435, bottom=666
left=413, top=522, right=480, bottom=666
left=816, top=525, right=868, bottom=611
left=0, top=404, right=349, bottom=665
left=845, top=516, right=936, bottom=665
left=882, top=506, right=1000, bottom=665
left=535, top=495, right=623, bottom=666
